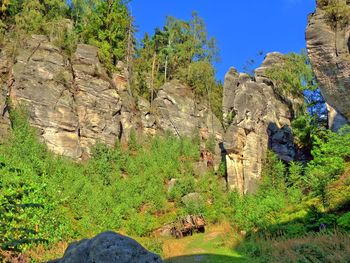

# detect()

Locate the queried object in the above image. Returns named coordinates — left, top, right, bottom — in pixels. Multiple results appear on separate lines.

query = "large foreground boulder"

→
left=50, top=231, right=163, bottom=263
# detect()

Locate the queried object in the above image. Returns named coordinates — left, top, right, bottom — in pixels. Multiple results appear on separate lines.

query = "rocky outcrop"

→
left=50, top=231, right=163, bottom=263
left=0, top=45, right=11, bottom=142
left=222, top=53, right=299, bottom=194
left=0, top=35, right=139, bottom=158
left=150, top=80, right=224, bottom=169
left=306, top=2, right=350, bottom=130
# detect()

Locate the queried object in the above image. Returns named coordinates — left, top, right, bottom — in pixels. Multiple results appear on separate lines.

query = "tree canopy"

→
left=132, top=12, right=221, bottom=112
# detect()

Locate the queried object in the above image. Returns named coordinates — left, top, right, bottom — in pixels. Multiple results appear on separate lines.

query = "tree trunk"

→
left=150, top=52, right=157, bottom=102
left=126, top=16, right=134, bottom=97
left=164, top=55, right=168, bottom=82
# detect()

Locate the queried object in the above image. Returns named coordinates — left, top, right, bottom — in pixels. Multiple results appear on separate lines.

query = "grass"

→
left=162, top=223, right=252, bottom=263
left=239, top=232, right=350, bottom=263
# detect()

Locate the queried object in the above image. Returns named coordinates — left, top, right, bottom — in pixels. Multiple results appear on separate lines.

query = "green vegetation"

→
left=265, top=52, right=317, bottom=98
left=318, top=0, right=350, bottom=28
left=1, top=2, right=223, bottom=120
left=1, top=1, right=350, bottom=262
left=0, top=107, right=230, bottom=260
left=1, top=0, right=131, bottom=70
left=2, top=106, right=350, bottom=262
left=238, top=232, right=350, bottom=263
left=132, top=12, right=223, bottom=119
left=133, top=12, right=219, bottom=98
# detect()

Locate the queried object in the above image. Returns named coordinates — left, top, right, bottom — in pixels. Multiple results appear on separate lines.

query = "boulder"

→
left=306, top=2, right=350, bottom=130
left=181, top=192, right=202, bottom=205
left=50, top=231, right=163, bottom=263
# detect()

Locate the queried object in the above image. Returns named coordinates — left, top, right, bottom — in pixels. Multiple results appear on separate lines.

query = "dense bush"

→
left=305, top=126, right=350, bottom=204
left=238, top=232, right=350, bottom=263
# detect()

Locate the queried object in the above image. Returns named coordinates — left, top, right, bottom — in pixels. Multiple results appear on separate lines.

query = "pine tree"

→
left=74, top=0, right=131, bottom=72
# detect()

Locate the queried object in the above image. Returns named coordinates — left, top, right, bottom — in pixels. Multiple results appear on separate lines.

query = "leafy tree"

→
left=72, top=0, right=131, bottom=72
left=133, top=12, right=222, bottom=119
left=266, top=52, right=317, bottom=98
left=305, top=126, right=350, bottom=204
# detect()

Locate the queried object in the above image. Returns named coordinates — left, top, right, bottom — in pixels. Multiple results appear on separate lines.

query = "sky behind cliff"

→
left=131, top=0, right=316, bottom=81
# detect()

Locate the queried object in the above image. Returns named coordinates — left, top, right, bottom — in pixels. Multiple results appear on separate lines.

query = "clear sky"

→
left=130, top=0, right=316, bottom=81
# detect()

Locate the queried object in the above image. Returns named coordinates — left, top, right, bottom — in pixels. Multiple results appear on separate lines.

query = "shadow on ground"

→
left=164, top=253, right=250, bottom=263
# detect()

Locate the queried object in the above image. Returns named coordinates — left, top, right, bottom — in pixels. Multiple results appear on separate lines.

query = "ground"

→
left=28, top=223, right=253, bottom=262
left=162, top=223, right=253, bottom=263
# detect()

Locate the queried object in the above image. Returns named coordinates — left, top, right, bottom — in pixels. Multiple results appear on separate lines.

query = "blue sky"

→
left=131, top=0, right=316, bottom=81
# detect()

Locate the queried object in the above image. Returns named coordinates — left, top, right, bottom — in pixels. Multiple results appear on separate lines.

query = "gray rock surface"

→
left=151, top=80, right=225, bottom=169
left=181, top=192, right=202, bottom=205
left=306, top=2, right=350, bottom=130
left=0, top=35, right=139, bottom=159
left=222, top=53, right=299, bottom=194
left=50, top=231, right=163, bottom=263
left=0, top=45, right=11, bottom=142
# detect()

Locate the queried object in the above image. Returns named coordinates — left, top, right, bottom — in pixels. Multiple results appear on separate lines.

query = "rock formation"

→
left=0, top=35, right=222, bottom=163
left=222, top=53, right=299, bottom=194
left=1, top=36, right=298, bottom=194
left=306, top=1, right=350, bottom=130
left=140, top=80, right=224, bottom=169
left=0, top=35, right=139, bottom=159
left=50, top=231, right=163, bottom=263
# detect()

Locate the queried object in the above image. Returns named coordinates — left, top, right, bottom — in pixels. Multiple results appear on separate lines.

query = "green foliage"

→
left=73, top=0, right=131, bottom=72
left=0, top=160, right=46, bottom=253
left=305, top=126, right=350, bottom=203
left=14, top=0, right=45, bottom=33
left=265, top=52, right=317, bottom=102
left=288, top=162, right=304, bottom=188
left=337, top=212, right=350, bottom=230
left=260, top=151, right=287, bottom=193
left=2, top=0, right=131, bottom=73
left=1, top=107, right=214, bottom=249
left=292, top=115, right=318, bottom=149
left=133, top=12, right=222, bottom=117
left=177, top=60, right=216, bottom=96
left=318, top=0, right=350, bottom=28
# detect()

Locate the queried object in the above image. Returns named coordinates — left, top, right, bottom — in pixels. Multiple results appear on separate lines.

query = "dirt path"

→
left=162, top=223, right=251, bottom=263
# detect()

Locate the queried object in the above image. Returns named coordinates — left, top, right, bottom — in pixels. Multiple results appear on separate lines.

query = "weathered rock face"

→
left=0, top=35, right=138, bottom=159
left=222, top=53, right=298, bottom=194
left=0, top=45, right=11, bottom=142
left=151, top=80, right=225, bottom=169
left=1, top=35, right=222, bottom=162
left=306, top=2, right=350, bottom=130
left=50, top=231, right=163, bottom=263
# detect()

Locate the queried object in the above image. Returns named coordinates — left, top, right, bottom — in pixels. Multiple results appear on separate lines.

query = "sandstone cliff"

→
left=306, top=1, right=350, bottom=130
left=0, top=36, right=299, bottom=195
left=138, top=80, right=224, bottom=170
left=222, top=53, right=299, bottom=194
left=0, top=35, right=138, bottom=159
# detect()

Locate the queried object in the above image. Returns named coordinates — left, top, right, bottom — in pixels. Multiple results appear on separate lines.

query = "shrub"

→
left=0, top=161, right=45, bottom=253
left=337, top=212, right=350, bottom=230
left=265, top=52, right=317, bottom=100
left=318, top=0, right=350, bottom=28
